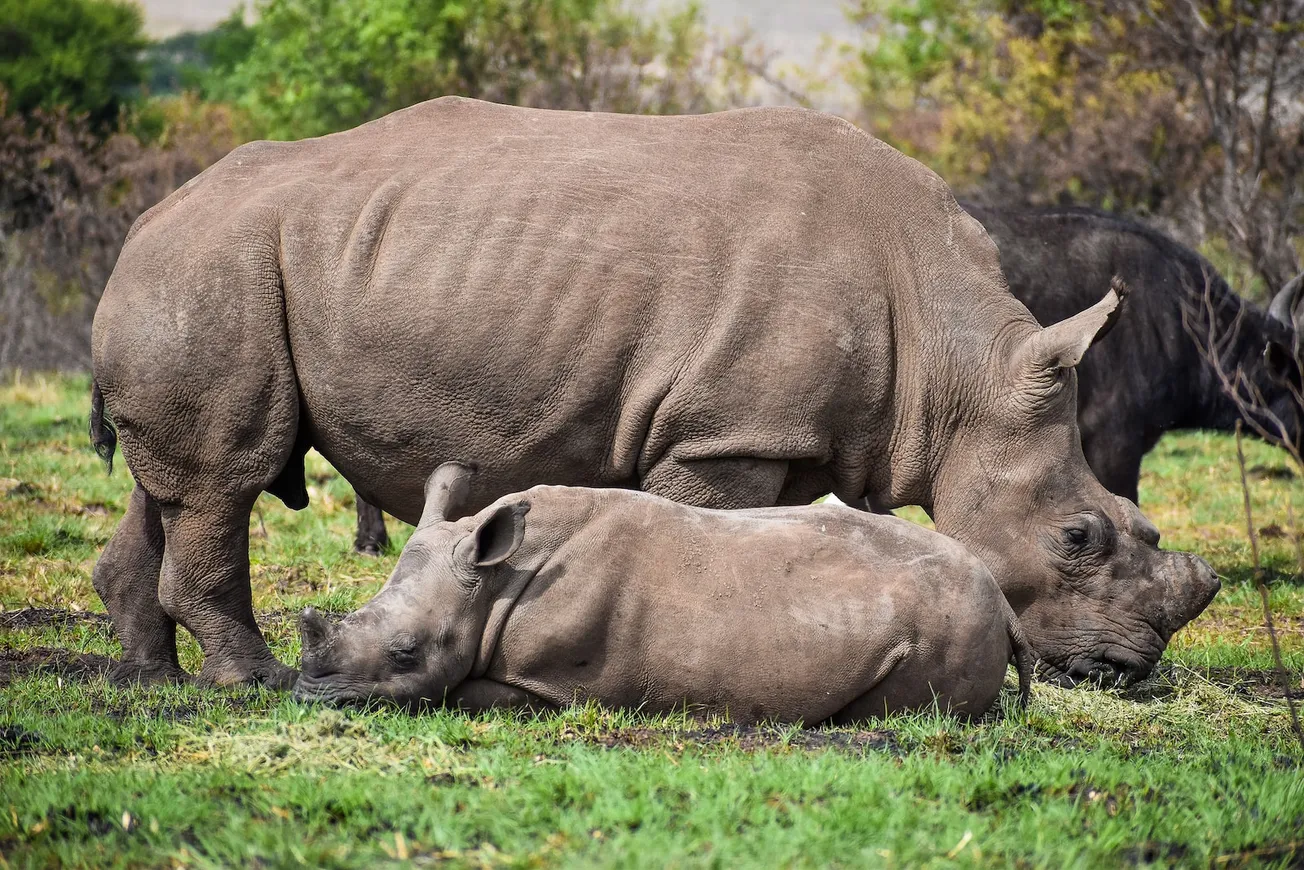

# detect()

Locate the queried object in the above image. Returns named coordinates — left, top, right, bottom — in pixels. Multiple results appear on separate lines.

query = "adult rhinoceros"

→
left=90, top=97, right=1217, bottom=690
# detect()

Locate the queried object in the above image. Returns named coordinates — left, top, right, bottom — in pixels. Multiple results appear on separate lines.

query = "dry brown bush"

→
left=0, top=96, right=240, bottom=370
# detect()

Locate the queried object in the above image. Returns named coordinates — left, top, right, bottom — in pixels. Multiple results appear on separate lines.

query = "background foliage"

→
left=0, top=0, right=147, bottom=128
left=0, top=0, right=753, bottom=370
left=0, top=0, right=1299, bottom=368
left=836, top=0, right=1304, bottom=294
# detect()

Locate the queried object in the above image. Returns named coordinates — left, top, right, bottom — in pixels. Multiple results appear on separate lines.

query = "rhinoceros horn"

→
left=418, top=461, right=479, bottom=528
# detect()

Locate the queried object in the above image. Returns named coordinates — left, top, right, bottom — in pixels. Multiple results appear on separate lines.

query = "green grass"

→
left=2, top=371, right=1303, bottom=868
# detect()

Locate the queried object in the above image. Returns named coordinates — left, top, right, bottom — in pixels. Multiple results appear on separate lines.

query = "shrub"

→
left=0, top=0, right=148, bottom=129
left=0, top=95, right=239, bottom=370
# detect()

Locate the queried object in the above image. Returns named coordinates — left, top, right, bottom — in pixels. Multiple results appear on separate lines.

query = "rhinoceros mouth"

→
left=293, top=672, right=378, bottom=707
left=1036, top=652, right=1154, bottom=688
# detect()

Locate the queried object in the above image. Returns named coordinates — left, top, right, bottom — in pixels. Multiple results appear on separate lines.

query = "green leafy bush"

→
left=205, top=0, right=754, bottom=140
left=0, top=0, right=147, bottom=128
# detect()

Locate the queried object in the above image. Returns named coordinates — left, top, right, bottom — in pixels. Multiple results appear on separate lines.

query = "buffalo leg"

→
left=157, top=500, right=297, bottom=688
left=92, top=484, right=184, bottom=684
left=353, top=495, right=389, bottom=556
left=1083, top=439, right=1143, bottom=504
left=641, top=454, right=789, bottom=509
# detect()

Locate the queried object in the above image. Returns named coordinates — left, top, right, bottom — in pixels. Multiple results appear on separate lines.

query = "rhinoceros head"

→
left=293, top=463, right=527, bottom=707
left=932, top=283, right=1220, bottom=686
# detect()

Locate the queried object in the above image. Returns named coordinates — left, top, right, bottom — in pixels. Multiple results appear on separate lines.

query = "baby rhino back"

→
left=486, top=490, right=1020, bottom=723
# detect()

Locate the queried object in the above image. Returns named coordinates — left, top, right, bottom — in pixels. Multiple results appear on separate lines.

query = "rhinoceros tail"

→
left=89, top=380, right=118, bottom=473
left=1005, top=602, right=1033, bottom=709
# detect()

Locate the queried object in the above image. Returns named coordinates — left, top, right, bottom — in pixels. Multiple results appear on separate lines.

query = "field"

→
left=2, top=372, right=1303, bottom=868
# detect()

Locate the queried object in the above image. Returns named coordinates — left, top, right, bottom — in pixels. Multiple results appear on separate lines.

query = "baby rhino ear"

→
left=467, top=501, right=530, bottom=567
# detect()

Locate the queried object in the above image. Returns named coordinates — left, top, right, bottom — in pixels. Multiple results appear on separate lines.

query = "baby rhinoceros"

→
left=294, top=463, right=1032, bottom=722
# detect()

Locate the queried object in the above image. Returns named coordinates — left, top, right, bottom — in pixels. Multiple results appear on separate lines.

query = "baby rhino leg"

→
left=448, top=680, right=555, bottom=715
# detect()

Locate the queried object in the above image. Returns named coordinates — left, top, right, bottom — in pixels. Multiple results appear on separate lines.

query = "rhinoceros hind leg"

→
left=353, top=496, right=389, bottom=556
left=158, top=500, right=297, bottom=689
left=641, top=454, right=788, bottom=509
left=93, top=484, right=185, bottom=685
left=830, top=638, right=1006, bottom=723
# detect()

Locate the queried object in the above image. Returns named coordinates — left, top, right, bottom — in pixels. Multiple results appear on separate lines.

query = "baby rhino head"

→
left=293, top=463, right=528, bottom=709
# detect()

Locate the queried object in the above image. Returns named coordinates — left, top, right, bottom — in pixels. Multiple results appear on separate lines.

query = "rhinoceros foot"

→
left=109, top=659, right=190, bottom=687
left=198, top=658, right=299, bottom=691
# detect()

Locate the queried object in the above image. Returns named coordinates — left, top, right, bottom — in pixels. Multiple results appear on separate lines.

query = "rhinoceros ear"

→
left=464, top=501, right=530, bottom=568
left=418, top=462, right=479, bottom=528
left=1018, top=277, right=1126, bottom=377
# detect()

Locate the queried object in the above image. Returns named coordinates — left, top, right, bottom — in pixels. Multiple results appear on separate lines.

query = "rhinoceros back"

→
left=99, top=98, right=1021, bottom=521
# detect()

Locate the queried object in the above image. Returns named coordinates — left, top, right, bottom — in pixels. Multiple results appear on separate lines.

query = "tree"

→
left=144, top=8, right=258, bottom=97
left=836, top=0, right=1303, bottom=293
left=1106, top=0, right=1304, bottom=292
left=0, top=0, right=148, bottom=128
left=204, top=0, right=754, bottom=141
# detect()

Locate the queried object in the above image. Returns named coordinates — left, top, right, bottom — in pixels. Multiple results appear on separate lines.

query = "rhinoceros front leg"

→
left=157, top=500, right=297, bottom=689
left=92, top=484, right=185, bottom=685
left=353, top=495, right=389, bottom=556
left=447, top=679, right=555, bottom=715
left=641, top=453, right=789, bottom=509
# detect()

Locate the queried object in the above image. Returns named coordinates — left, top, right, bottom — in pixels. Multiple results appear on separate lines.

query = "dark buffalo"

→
left=961, top=204, right=1303, bottom=502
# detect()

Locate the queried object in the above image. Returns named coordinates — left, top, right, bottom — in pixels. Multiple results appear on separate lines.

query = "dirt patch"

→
left=0, top=608, right=110, bottom=631
left=1202, top=667, right=1304, bottom=701
left=0, top=607, right=322, bottom=634
left=581, top=723, right=901, bottom=753
left=1121, top=841, right=1190, bottom=865
left=1248, top=463, right=1296, bottom=481
left=0, top=646, right=114, bottom=688
left=1211, top=840, right=1304, bottom=868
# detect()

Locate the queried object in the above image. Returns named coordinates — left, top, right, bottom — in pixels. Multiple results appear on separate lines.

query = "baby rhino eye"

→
left=1063, top=527, right=1089, bottom=547
left=386, top=637, right=419, bottom=671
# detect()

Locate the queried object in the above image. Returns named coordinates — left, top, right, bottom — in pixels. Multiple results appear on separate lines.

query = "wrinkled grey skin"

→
left=90, top=97, right=1217, bottom=689
left=295, top=464, right=1033, bottom=721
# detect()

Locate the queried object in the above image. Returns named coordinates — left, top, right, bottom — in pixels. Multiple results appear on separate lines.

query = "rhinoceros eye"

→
left=386, top=638, right=420, bottom=672
left=1063, top=527, right=1089, bottom=547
